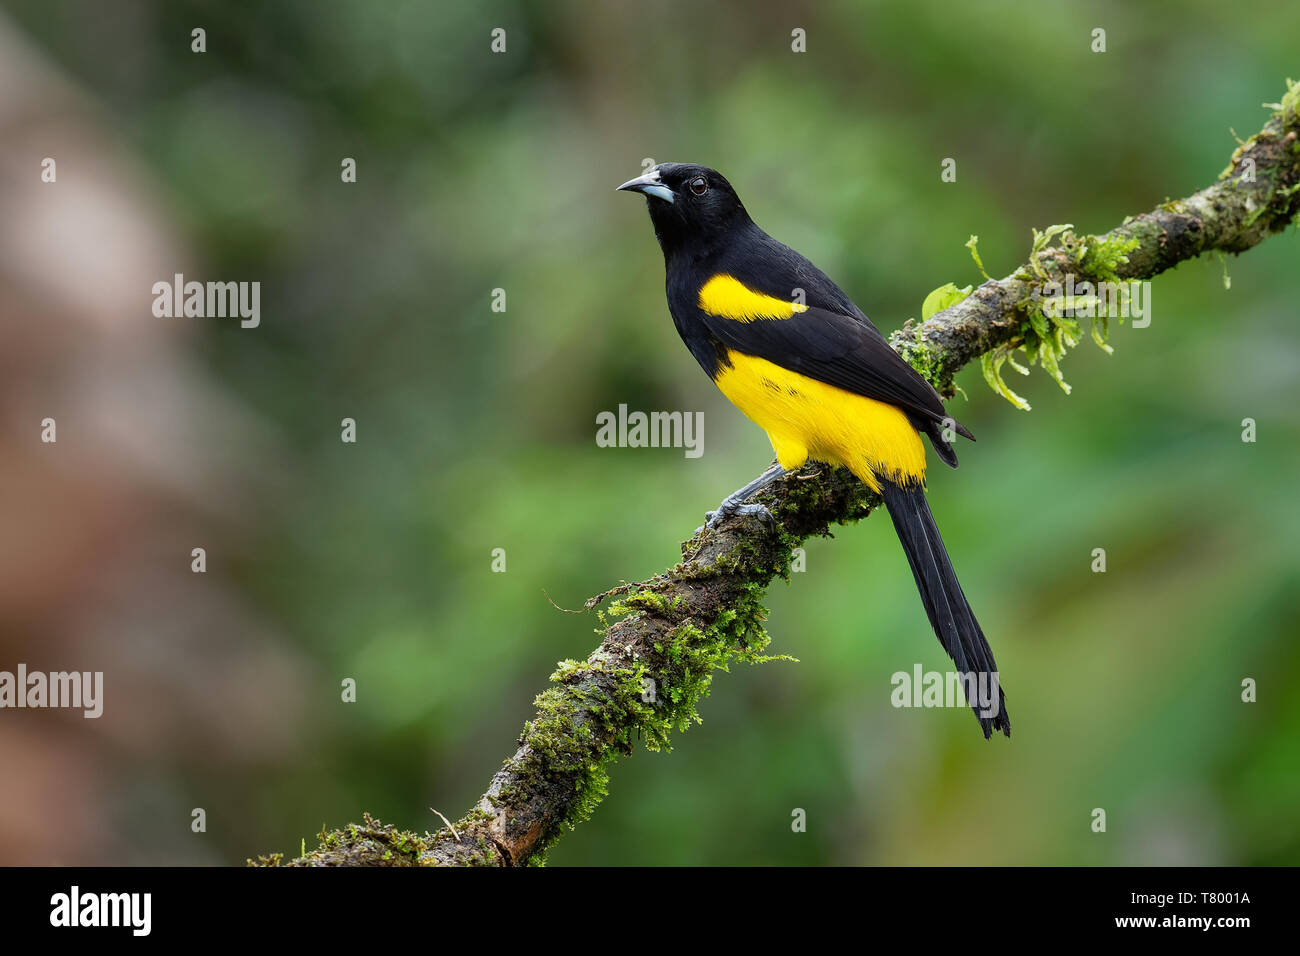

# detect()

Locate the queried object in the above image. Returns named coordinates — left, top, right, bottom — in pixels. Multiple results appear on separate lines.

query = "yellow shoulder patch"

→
left=698, top=274, right=808, bottom=322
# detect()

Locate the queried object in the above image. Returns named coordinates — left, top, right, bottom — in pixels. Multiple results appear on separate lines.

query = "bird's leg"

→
left=698, top=460, right=788, bottom=533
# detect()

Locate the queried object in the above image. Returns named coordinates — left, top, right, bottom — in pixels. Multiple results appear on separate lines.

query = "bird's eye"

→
left=689, top=177, right=708, bottom=196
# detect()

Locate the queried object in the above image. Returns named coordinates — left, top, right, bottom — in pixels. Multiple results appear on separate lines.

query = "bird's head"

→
left=617, top=162, right=749, bottom=257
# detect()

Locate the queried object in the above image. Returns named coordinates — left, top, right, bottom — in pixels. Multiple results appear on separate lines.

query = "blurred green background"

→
left=4, top=0, right=1297, bottom=865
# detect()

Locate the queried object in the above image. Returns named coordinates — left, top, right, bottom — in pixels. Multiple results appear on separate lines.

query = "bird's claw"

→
left=694, top=500, right=776, bottom=536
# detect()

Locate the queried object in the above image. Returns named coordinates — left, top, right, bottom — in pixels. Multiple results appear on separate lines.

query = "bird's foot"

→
left=695, top=499, right=776, bottom=535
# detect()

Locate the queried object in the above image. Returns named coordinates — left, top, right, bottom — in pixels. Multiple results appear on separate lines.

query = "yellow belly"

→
left=712, top=350, right=926, bottom=491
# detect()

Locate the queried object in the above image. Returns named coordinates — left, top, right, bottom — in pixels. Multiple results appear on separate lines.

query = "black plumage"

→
left=619, top=162, right=1010, bottom=737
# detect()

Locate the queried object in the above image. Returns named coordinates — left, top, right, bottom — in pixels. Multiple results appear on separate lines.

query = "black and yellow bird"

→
left=618, top=162, right=1009, bottom=738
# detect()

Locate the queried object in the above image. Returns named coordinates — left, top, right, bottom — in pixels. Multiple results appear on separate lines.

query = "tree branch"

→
left=258, top=82, right=1300, bottom=867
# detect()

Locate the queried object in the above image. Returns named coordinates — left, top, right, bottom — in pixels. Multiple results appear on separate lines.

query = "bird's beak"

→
left=616, top=173, right=675, bottom=203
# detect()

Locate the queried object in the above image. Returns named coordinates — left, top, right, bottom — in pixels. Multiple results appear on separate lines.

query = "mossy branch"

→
left=258, top=82, right=1300, bottom=867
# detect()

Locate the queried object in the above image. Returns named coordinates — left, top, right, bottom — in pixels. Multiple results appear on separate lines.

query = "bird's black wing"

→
left=698, top=305, right=970, bottom=439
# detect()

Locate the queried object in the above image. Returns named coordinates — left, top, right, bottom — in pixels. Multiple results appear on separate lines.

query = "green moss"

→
left=894, top=323, right=950, bottom=393
left=776, top=464, right=876, bottom=527
left=491, top=525, right=804, bottom=861
left=1213, top=81, right=1300, bottom=232
left=965, top=235, right=991, bottom=280
left=610, top=589, right=686, bottom=617
left=978, top=224, right=1139, bottom=410
left=272, top=814, right=433, bottom=866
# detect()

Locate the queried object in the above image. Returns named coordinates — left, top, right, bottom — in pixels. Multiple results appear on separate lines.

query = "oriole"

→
left=618, top=162, right=1009, bottom=737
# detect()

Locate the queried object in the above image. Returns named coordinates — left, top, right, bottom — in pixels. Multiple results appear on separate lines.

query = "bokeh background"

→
left=1, top=0, right=1297, bottom=865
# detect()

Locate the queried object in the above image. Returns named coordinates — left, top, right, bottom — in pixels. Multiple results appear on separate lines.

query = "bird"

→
left=617, top=162, right=1009, bottom=738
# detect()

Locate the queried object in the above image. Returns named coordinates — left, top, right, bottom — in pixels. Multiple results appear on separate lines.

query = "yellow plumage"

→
left=712, top=350, right=927, bottom=491
left=697, top=274, right=808, bottom=321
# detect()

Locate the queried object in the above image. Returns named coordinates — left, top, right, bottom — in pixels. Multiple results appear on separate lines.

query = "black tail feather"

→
left=916, top=416, right=972, bottom=470
left=923, top=419, right=959, bottom=469
left=879, top=479, right=1010, bottom=738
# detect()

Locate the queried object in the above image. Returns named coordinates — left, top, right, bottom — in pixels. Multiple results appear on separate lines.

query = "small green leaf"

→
left=921, top=282, right=974, bottom=321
